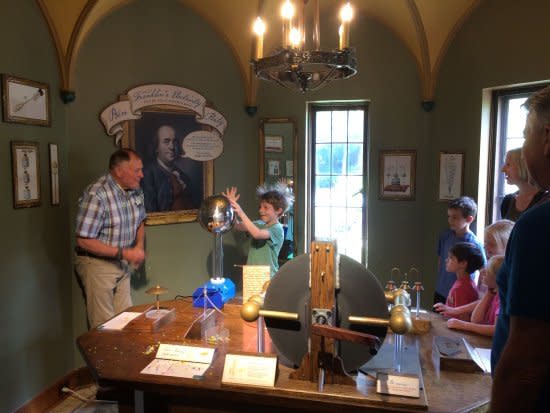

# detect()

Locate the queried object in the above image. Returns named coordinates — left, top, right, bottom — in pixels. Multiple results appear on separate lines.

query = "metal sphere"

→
left=241, top=301, right=260, bottom=322
left=389, top=305, right=413, bottom=335
left=198, top=195, right=235, bottom=234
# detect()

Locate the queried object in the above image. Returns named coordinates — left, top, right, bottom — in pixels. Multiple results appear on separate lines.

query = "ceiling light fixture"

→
left=252, top=0, right=357, bottom=93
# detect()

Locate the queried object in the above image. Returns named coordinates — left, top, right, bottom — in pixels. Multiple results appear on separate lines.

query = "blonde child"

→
left=446, top=255, right=504, bottom=336
left=434, top=220, right=514, bottom=318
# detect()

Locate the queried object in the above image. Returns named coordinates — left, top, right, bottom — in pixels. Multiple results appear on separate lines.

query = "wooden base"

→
left=411, top=317, right=431, bottom=335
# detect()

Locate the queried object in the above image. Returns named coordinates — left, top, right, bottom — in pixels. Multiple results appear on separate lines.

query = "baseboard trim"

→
left=13, top=366, right=94, bottom=413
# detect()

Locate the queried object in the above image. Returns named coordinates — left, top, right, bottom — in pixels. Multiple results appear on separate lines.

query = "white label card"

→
left=156, top=344, right=215, bottom=364
left=98, top=312, right=142, bottom=330
left=376, top=373, right=420, bottom=398
left=222, top=354, right=277, bottom=387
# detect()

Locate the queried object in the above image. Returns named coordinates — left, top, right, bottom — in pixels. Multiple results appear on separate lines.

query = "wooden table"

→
left=77, top=299, right=492, bottom=412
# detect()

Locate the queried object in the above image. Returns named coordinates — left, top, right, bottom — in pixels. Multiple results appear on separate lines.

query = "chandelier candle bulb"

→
left=339, top=2, right=353, bottom=49
left=281, top=0, right=295, bottom=48
left=253, top=17, right=266, bottom=59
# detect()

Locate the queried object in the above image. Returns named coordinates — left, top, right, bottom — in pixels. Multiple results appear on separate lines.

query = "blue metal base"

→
left=192, top=277, right=235, bottom=309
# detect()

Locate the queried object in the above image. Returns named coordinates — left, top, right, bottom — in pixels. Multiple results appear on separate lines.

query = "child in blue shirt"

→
left=434, top=196, right=486, bottom=305
left=223, top=182, right=293, bottom=277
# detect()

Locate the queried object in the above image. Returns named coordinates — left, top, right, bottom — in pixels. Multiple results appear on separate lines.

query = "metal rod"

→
left=257, top=316, right=265, bottom=353
left=259, top=309, right=299, bottom=320
left=348, top=315, right=390, bottom=327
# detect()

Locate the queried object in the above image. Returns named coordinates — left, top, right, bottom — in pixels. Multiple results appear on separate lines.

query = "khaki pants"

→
left=74, top=254, right=133, bottom=329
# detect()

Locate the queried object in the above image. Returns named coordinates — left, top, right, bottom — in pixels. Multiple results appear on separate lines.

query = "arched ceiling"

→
left=37, top=0, right=480, bottom=106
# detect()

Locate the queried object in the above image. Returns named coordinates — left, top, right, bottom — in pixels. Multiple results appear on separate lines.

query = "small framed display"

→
left=438, top=152, right=464, bottom=201
left=267, top=159, right=280, bottom=176
left=49, top=143, right=60, bottom=205
left=264, top=135, right=284, bottom=152
left=11, top=141, right=41, bottom=208
left=2, top=74, right=50, bottom=126
left=379, top=150, right=416, bottom=200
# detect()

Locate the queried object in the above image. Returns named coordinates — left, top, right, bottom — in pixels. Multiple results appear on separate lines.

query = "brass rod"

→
left=259, top=309, right=299, bottom=321
left=348, top=315, right=389, bottom=327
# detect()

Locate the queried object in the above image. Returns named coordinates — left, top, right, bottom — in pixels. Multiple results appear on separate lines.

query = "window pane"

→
left=347, top=143, right=363, bottom=175
left=316, top=111, right=331, bottom=143
left=315, top=144, right=331, bottom=175
left=506, top=98, right=528, bottom=138
left=331, top=111, right=348, bottom=142
left=314, top=176, right=331, bottom=206
left=330, top=207, right=348, bottom=240
left=348, top=110, right=364, bottom=142
left=331, top=176, right=346, bottom=207
left=314, top=206, right=331, bottom=239
left=346, top=176, right=364, bottom=207
left=331, top=144, right=347, bottom=175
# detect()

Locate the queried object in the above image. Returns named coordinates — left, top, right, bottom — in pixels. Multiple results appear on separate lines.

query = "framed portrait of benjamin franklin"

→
left=122, top=107, right=214, bottom=225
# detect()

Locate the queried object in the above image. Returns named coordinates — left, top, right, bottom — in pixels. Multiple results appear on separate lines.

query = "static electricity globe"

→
left=198, top=195, right=235, bottom=234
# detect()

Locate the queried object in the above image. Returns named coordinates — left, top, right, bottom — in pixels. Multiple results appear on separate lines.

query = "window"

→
left=307, top=103, right=368, bottom=263
left=487, top=84, right=547, bottom=223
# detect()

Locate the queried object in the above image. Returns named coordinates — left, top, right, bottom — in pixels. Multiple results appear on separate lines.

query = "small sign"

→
left=265, top=135, right=283, bottom=152
left=376, top=372, right=420, bottom=398
left=222, top=353, right=277, bottom=387
left=242, top=265, right=270, bottom=302
left=156, top=343, right=215, bottom=364
left=98, top=311, right=142, bottom=330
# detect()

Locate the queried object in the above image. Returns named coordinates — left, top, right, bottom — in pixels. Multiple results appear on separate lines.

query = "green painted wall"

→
left=67, top=0, right=256, bottom=344
left=0, top=1, right=73, bottom=412
left=424, top=0, right=550, bottom=298
left=2, top=0, right=550, bottom=410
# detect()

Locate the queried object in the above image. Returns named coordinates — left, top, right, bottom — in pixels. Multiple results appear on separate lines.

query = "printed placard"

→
left=242, top=265, right=270, bottom=302
left=376, top=372, right=420, bottom=398
left=222, top=354, right=277, bottom=387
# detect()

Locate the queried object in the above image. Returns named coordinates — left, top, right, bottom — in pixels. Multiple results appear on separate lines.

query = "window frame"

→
left=307, top=101, right=369, bottom=264
left=486, top=84, right=547, bottom=224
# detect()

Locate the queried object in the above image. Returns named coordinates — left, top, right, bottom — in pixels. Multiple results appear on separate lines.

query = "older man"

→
left=490, top=86, right=550, bottom=412
left=75, top=149, right=146, bottom=328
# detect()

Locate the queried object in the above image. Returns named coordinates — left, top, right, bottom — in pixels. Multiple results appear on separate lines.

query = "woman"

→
left=500, top=148, right=546, bottom=221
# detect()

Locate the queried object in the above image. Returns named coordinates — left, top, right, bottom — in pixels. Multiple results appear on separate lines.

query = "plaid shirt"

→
left=75, top=174, right=145, bottom=248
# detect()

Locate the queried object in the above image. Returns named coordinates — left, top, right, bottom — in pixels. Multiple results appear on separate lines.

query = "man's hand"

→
left=123, top=246, right=145, bottom=268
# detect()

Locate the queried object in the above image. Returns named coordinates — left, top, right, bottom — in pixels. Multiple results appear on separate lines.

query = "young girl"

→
left=434, top=220, right=514, bottom=318
left=446, top=255, right=504, bottom=336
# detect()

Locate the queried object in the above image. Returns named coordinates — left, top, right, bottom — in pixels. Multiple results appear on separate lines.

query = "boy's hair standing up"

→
left=434, top=196, right=486, bottom=305
left=223, top=182, right=294, bottom=278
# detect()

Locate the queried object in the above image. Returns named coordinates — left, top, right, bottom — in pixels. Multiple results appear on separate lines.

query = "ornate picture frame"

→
left=379, top=150, right=416, bottom=200
left=2, top=74, right=50, bottom=126
left=122, top=106, right=214, bottom=225
left=11, top=141, right=41, bottom=208
left=438, top=152, right=464, bottom=201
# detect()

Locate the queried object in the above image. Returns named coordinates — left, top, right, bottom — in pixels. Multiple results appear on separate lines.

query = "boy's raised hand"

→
left=222, top=186, right=240, bottom=203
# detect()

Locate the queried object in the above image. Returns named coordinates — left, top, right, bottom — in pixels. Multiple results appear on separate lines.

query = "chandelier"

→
left=252, top=0, right=357, bottom=92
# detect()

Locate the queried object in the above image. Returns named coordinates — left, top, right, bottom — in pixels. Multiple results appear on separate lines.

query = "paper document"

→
left=156, top=343, right=215, bottom=364
left=98, top=312, right=142, bottom=330
left=462, top=338, right=491, bottom=373
left=141, top=359, right=210, bottom=378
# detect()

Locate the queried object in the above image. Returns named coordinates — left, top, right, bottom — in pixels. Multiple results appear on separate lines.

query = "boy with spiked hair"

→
left=223, top=182, right=294, bottom=277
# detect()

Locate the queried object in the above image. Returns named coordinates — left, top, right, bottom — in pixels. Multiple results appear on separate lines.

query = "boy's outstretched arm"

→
left=222, top=187, right=270, bottom=239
